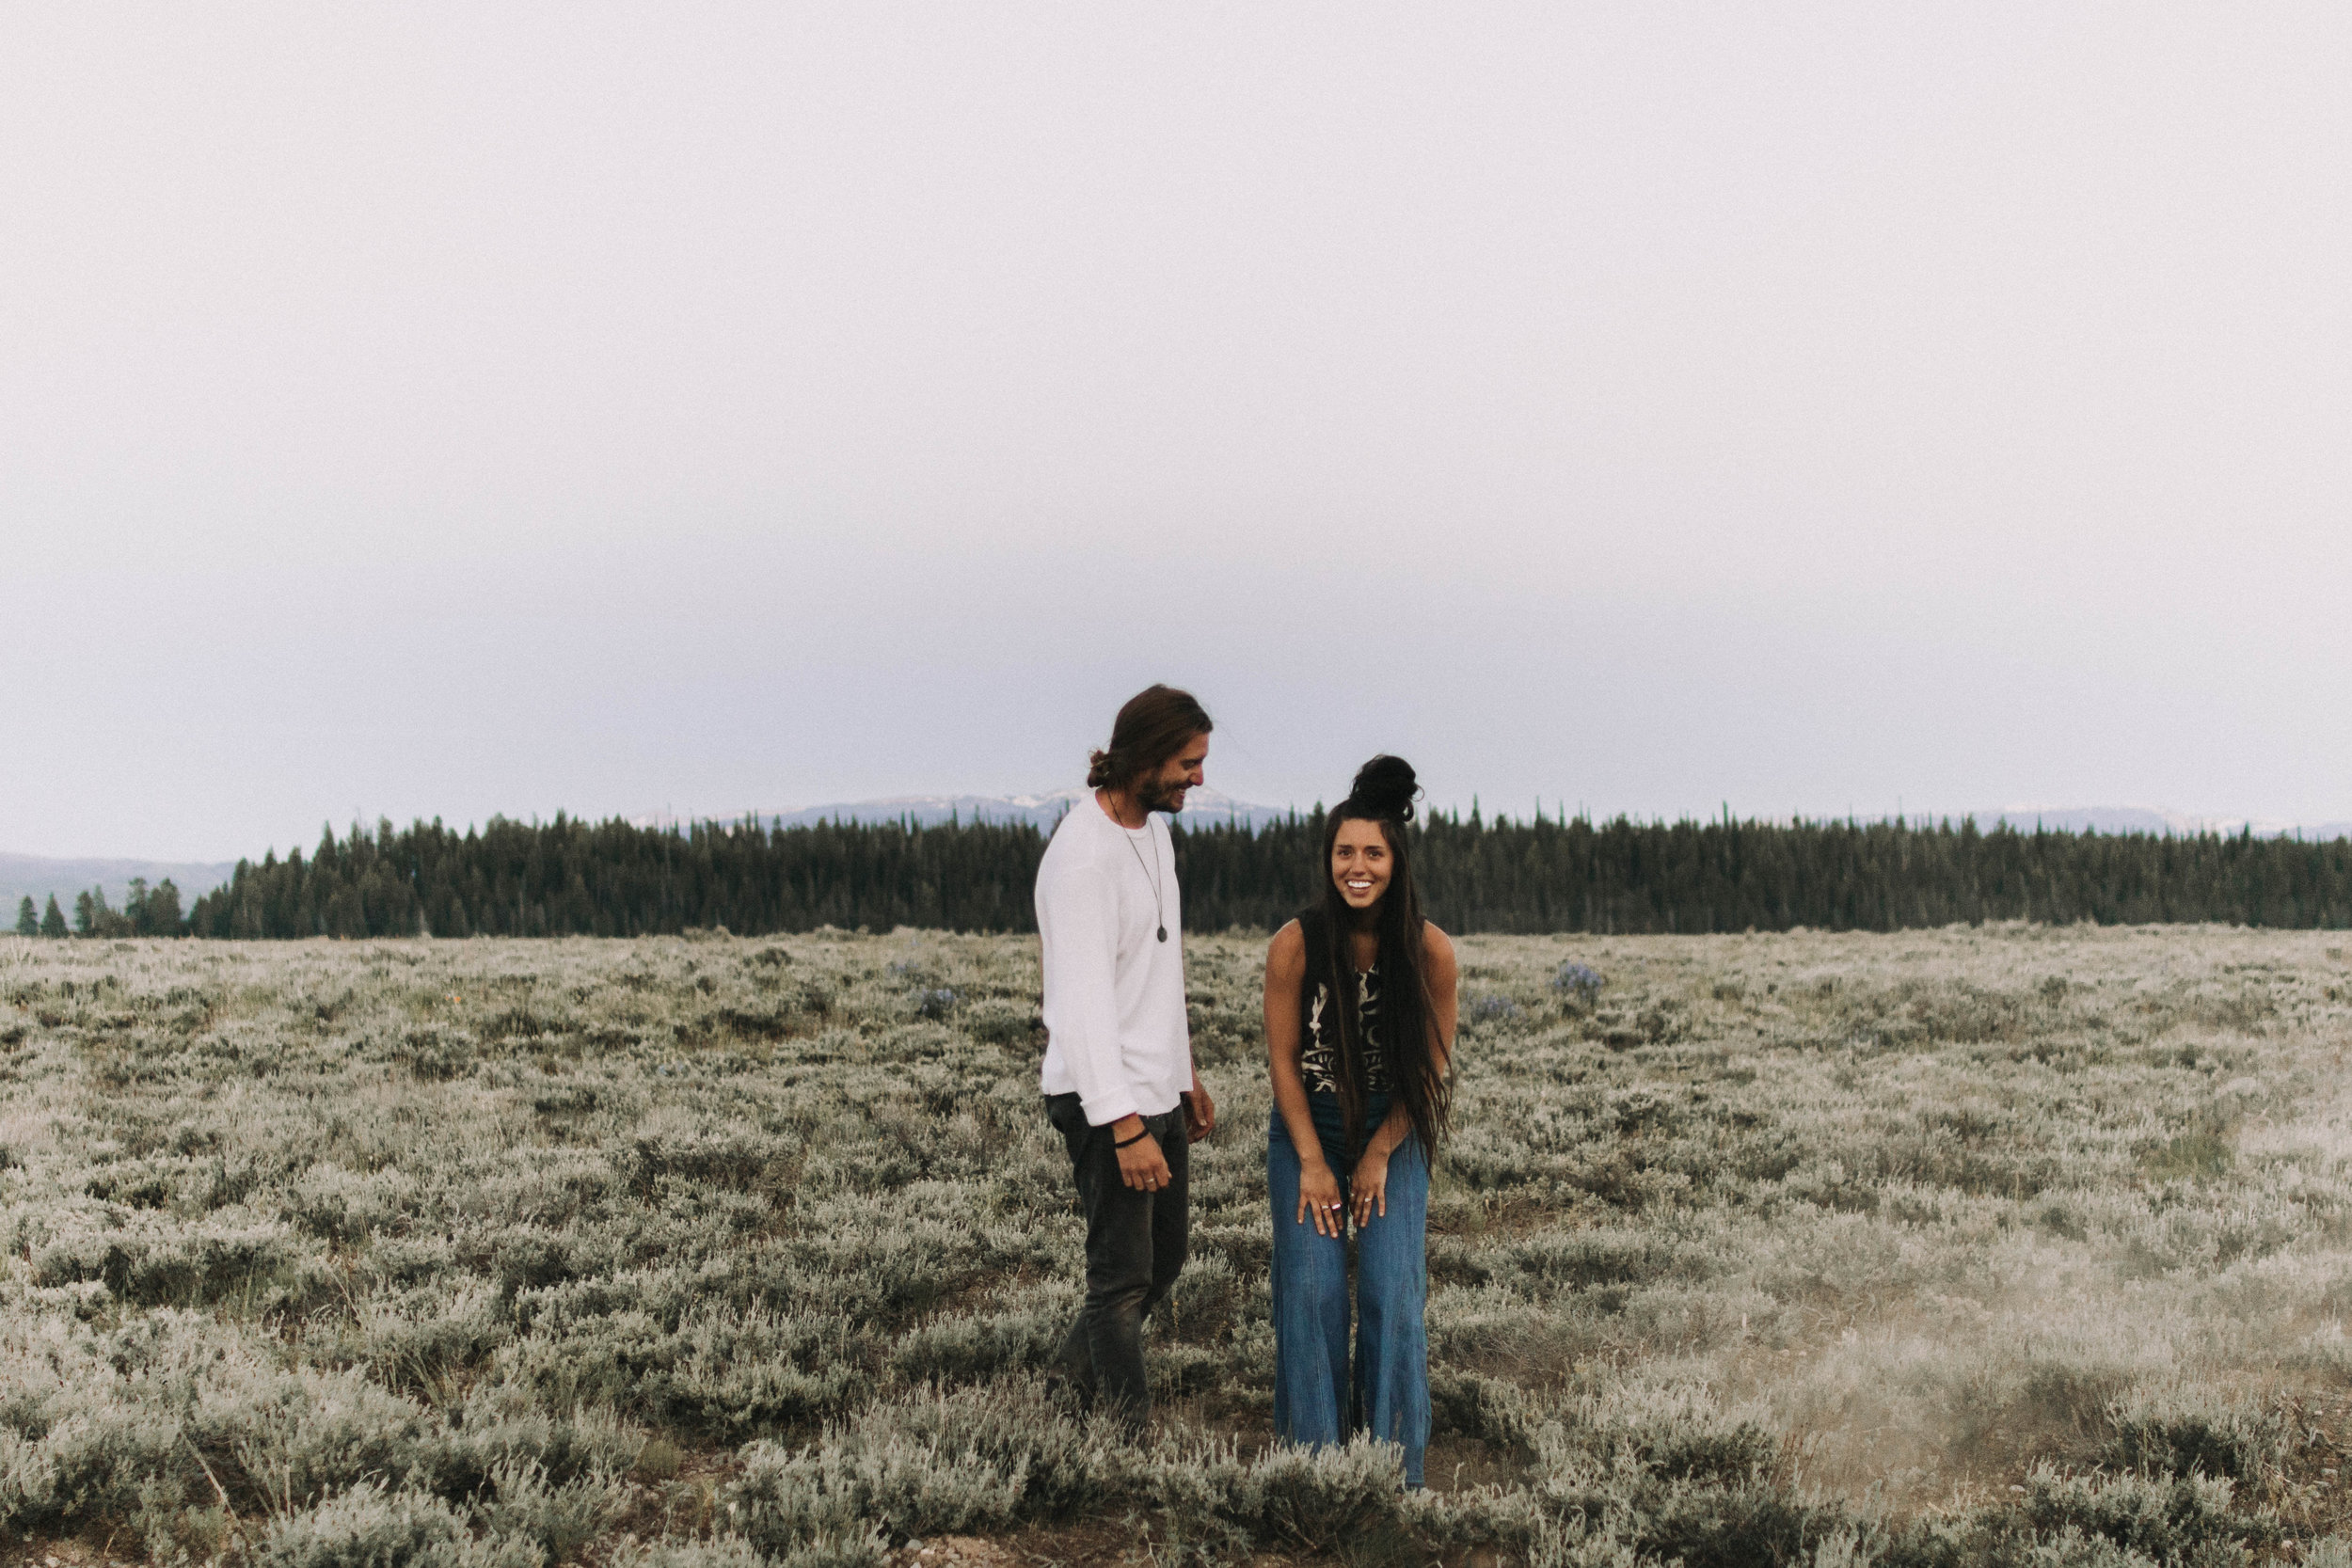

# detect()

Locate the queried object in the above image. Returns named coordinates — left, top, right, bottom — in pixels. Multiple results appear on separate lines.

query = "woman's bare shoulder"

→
left=1420, top=922, right=1456, bottom=971
left=1266, top=918, right=1306, bottom=974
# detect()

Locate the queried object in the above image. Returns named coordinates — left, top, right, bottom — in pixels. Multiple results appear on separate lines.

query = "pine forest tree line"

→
left=75, top=879, right=185, bottom=938
left=14, top=882, right=185, bottom=938
left=75, top=809, right=2352, bottom=942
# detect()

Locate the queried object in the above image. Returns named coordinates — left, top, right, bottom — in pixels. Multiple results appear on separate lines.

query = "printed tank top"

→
left=1296, top=906, right=1391, bottom=1096
left=1301, top=964, right=1391, bottom=1096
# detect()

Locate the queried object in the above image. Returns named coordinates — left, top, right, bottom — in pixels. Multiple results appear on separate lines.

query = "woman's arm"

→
left=1265, top=921, right=1346, bottom=1237
left=1351, top=924, right=1458, bottom=1224
left=1424, top=922, right=1458, bottom=1079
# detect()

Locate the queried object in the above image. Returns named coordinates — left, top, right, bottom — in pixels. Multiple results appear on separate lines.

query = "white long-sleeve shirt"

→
left=1036, top=797, right=1192, bottom=1126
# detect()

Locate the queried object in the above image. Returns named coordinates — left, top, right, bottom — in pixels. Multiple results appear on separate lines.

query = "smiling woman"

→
left=1261, top=753, right=1460, bottom=1489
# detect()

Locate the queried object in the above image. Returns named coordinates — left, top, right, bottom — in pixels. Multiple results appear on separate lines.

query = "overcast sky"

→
left=8, top=5, right=2351, bottom=860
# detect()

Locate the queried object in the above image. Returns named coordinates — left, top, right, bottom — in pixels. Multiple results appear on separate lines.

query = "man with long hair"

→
left=1038, top=684, right=1219, bottom=1426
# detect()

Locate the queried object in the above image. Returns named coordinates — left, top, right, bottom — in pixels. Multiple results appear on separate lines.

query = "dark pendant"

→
left=1157, top=927, right=1168, bottom=942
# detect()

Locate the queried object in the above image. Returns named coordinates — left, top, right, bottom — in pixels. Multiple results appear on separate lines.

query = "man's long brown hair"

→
left=1305, top=754, right=1451, bottom=1164
left=1087, top=685, right=1213, bottom=792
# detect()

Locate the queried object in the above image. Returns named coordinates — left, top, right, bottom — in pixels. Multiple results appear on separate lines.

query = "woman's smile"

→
left=1330, top=818, right=1393, bottom=911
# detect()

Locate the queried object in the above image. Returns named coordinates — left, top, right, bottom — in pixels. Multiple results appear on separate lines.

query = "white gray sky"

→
left=8, top=5, right=2352, bottom=860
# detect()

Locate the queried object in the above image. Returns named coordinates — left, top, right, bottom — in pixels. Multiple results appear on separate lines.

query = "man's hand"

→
left=1111, top=1115, right=1172, bottom=1193
left=1183, top=1074, right=1216, bottom=1143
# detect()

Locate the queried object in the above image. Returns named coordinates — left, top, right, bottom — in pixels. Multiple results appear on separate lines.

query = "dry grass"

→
left=5, top=924, right=2352, bottom=1567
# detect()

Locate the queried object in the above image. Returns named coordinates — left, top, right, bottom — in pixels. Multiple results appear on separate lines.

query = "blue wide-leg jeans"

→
left=1267, top=1091, right=1430, bottom=1487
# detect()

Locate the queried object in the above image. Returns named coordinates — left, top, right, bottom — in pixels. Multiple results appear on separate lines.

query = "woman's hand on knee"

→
left=1351, top=1150, right=1391, bottom=1227
left=1296, top=1160, right=1345, bottom=1238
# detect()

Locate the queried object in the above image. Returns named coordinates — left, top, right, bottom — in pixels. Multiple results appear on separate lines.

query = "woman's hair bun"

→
left=1345, top=754, right=1420, bottom=823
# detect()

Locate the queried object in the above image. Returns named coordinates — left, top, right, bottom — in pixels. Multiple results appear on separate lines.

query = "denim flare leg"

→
left=1267, top=1091, right=1430, bottom=1486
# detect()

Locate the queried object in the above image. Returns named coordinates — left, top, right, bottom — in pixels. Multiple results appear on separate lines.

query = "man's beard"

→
left=1135, top=773, right=1188, bottom=815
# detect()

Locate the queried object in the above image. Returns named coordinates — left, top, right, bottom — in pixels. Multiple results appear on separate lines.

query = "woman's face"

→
left=1330, top=816, right=1394, bottom=913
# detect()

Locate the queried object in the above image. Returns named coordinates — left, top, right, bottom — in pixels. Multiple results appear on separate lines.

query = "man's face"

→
left=1136, top=733, right=1210, bottom=815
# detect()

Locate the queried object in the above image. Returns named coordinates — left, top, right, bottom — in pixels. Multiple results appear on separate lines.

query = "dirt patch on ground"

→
left=896, top=1534, right=1039, bottom=1568
left=923, top=1523, right=1348, bottom=1568
left=893, top=1524, right=1518, bottom=1568
left=0, top=1540, right=133, bottom=1568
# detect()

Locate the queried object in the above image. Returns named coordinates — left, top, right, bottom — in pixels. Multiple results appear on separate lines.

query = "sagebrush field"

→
left=8, top=927, right=2352, bottom=1568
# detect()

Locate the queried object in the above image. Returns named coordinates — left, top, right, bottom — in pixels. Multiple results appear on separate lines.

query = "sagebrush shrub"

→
left=245, top=1481, right=523, bottom=1568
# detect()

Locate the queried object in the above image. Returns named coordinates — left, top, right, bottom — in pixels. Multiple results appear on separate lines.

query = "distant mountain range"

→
left=1956, top=806, right=2352, bottom=840
left=0, top=853, right=240, bottom=914
left=751, top=786, right=1299, bottom=832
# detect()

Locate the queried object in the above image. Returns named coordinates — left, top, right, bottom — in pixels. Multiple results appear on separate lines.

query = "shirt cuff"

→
left=1081, top=1093, right=1142, bottom=1128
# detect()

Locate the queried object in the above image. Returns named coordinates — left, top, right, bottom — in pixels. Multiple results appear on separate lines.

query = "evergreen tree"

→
left=13, top=896, right=34, bottom=937
left=73, top=886, right=129, bottom=938
left=147, top=879, right=184, bottom=935
left=40, top=895, right=67, bottom=938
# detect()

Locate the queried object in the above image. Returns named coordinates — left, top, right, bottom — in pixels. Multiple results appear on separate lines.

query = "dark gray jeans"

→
left=1044, top=1093, right=1190, bottom=1423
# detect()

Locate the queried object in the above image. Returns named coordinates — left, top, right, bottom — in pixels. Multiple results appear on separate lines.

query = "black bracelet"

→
left=1114, top=1128, right=1151, bottom=1148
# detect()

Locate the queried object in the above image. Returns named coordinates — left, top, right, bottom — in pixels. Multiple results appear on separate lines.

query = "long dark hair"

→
left=1086, top=685, right=1213, bottom=791
left=1307, top=754, right=1451, bottom=1164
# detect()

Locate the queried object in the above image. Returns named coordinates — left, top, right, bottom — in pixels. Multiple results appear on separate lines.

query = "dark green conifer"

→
left=40, top=895, right=66, bottom=938
left=150, top=879, right=184, bottom=935
left=13, top=896, right=34, bottom=937
left=73, top=886, right=128, bottom=937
